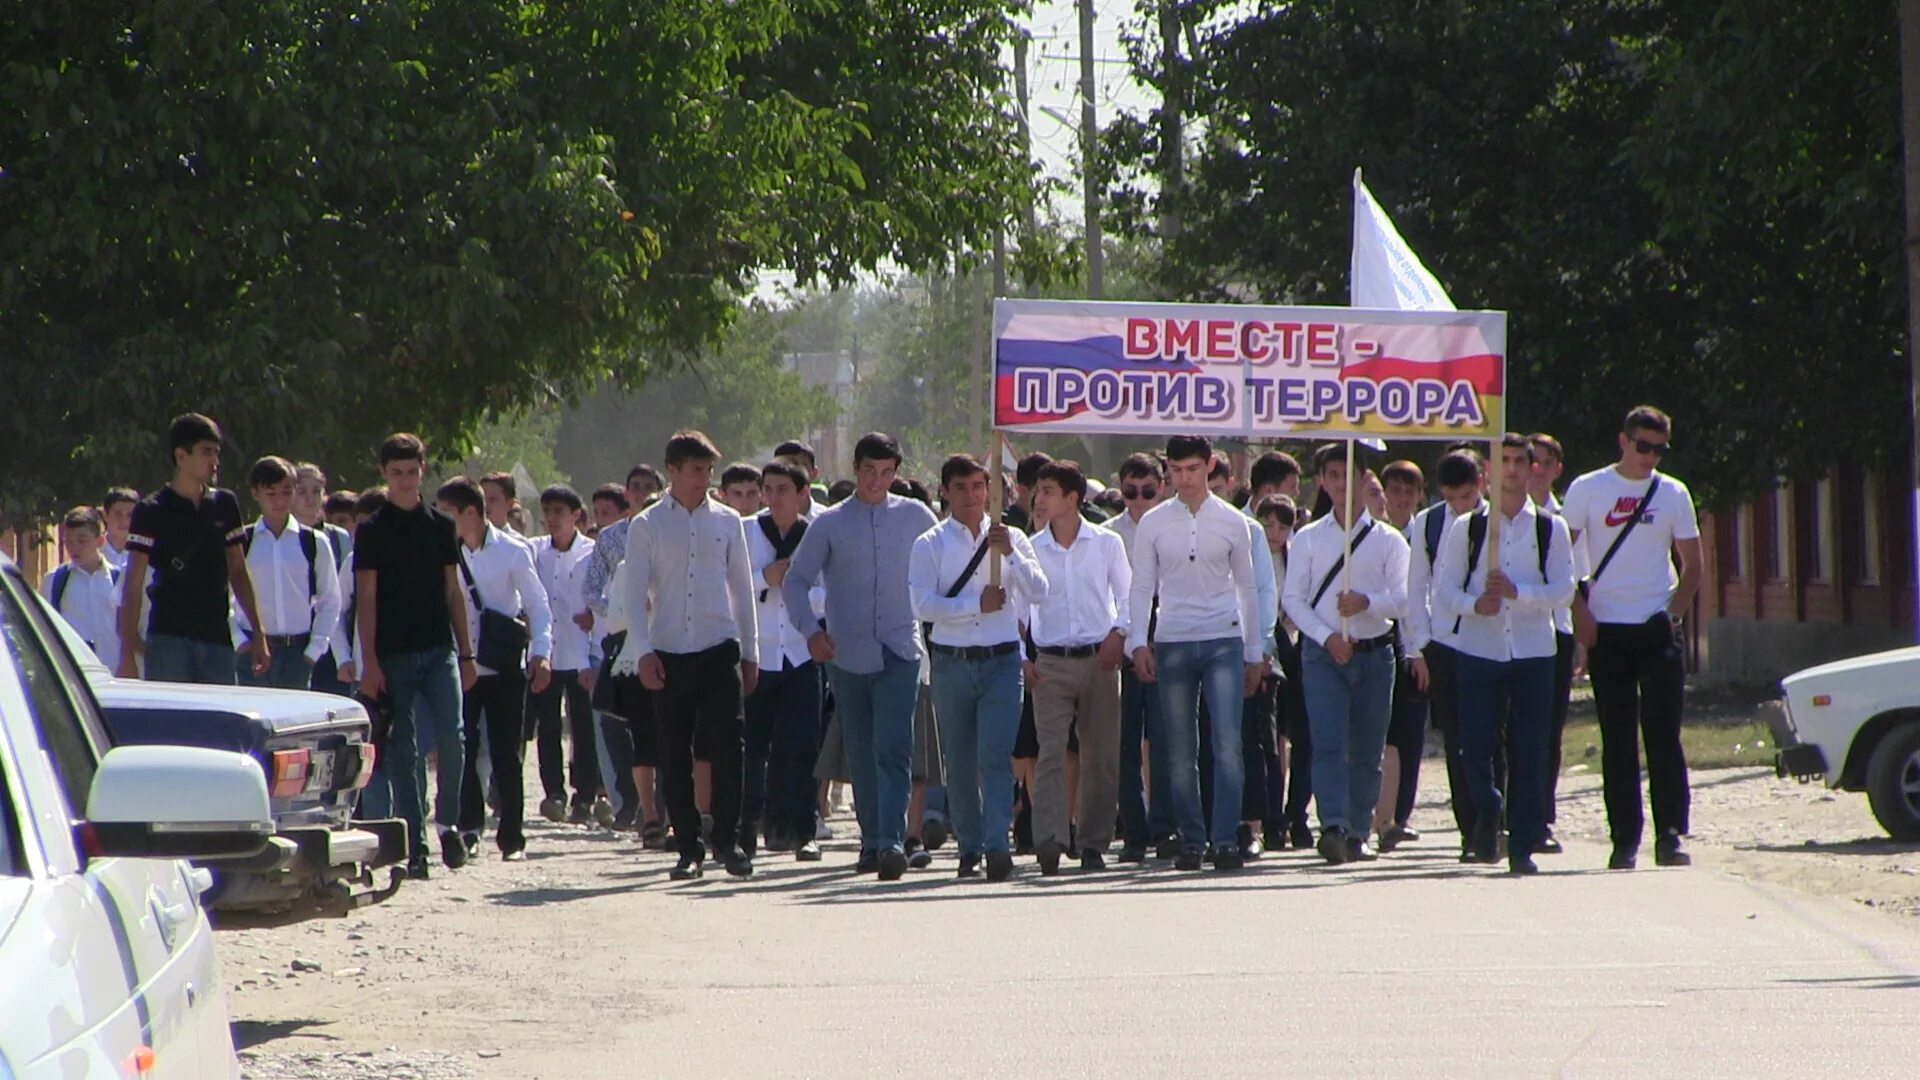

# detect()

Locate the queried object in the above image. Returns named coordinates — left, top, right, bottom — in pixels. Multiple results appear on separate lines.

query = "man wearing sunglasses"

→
left=1562, top=405, right=1703, bottom=871
left=1109, top=452, right=1173, bottom=862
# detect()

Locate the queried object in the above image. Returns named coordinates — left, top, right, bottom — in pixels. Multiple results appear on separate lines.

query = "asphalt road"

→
left=228, top=794, right=1920, bottom=1079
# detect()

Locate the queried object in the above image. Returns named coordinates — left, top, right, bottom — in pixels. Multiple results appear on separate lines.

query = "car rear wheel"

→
left=1864, top=719, right=1920, bottom=842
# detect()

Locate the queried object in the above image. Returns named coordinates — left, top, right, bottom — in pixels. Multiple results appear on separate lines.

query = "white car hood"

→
left=1782, top=645, right=1920, bottom=690
left=0, top=877, right=28, bottom=954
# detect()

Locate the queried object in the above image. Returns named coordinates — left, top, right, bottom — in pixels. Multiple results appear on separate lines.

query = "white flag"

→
left=1351, top=168, right=1455, bottom=312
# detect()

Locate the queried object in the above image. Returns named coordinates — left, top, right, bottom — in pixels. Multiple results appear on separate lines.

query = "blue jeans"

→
left=1120, top=665, right=1173, bottom=846
left=595, top=710, right=639, bottom=819
left=1155, top=638, right=1246, bottom=852
left=827, top=649, right=921, bottom=856
left=930, top=650, right=1024, bottom=856
left=377, top=647, right=465, bottom=857
left=237, top=635, right=315, bottom=690
left=145, top=634, right=237, bottom=685
left=1455, top=653, right=1555, bottom=858
left=1301, top=639, right=1396, bottom=836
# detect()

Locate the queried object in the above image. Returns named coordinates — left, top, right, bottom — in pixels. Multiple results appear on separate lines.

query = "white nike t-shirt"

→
left=1561, top=466, right=1699, bottom=624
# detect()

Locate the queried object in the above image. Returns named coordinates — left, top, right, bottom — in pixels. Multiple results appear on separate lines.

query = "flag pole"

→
left=990, top=430, right=1005, bottom=588
left=1341, top=438, right=1356, bottom=640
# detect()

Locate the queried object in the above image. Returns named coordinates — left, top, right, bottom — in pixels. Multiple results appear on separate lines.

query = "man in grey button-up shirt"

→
left=782, top=433, right=936, bottom=880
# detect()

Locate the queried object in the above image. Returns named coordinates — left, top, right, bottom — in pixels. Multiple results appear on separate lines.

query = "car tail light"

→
left=1812, top=694, right=1831, bottom=707
left=351, top=742, right=378, bottom=789
left=270, top=749, right=313, bottom=798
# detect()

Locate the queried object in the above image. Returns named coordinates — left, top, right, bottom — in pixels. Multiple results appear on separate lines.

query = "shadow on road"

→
left=1744, top=838, right=1920, bottom=857
left=1779, top=974, right=1920, bottom=990
left=231, top=1018, right=338, bottom=1050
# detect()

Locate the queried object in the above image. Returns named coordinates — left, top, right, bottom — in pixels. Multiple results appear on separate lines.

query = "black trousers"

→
left=1276, top=639, right=1312, bottom=832
left=743, top=659, right=823, bottom=845
left=1387, top=651, right=1431, bottom=826
left=1545, top=631, right=1575, bottom=825
left=1427, top=642, right=1500, bottom=849
left=1587, top=615, right=1689, bottom=848
left=527, top=668, right=597, bottom=806
left=459, top=671, right=528, bottom=854
left=653, top=641, right=745, bottom=859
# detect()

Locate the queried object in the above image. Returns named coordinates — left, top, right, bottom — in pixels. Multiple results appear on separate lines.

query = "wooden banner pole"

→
left=1340, top=438, right=1356, bottom=640
left=990, top=430, right=1005, bottom=588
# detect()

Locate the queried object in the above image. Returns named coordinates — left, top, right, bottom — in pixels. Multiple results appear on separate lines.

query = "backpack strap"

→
left=1451, top=511, right=1490, bottom=633
left=50, top=564, right=72, bottom=611
left=1535, top=511, right=1553, bottom=580
left=1422, top=504, right=1447, bottom=567
left=299, top=526, right=318, bottom=602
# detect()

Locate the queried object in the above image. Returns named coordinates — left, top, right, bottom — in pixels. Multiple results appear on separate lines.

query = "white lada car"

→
left=1770, top=646, right=1920, bottom=841
left=0, top=557, right=272, bottom=1079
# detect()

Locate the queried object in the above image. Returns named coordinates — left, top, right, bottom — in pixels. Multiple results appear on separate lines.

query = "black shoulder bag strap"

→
left=756, top=515, right=809, bottom=602
left=457, top=547, right=487, bottom=615
left=1587, top=477, right=1662, bottom=592
left=1311, top=522, right=1374, bottom=609
left=946, top=536, right=994, bottom=599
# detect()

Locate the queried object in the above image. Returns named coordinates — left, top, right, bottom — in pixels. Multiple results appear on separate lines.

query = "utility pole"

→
left=1903, top=0, right=1920, bottom=635
left=1077, top=0, right=1104, bottom=299
left=1012, top=32, right=1041, bottom=258
left=1159, top=0, right=1185, bottom=242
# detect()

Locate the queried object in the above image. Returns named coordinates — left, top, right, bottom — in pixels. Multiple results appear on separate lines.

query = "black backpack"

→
left=1451, top=509, right=1554, bottom=633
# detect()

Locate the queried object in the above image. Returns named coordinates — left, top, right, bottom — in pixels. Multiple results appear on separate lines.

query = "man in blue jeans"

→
left=1432, top=434, right=1575, bottom=874
left=352, top=433, right=477, bottom=880
left=912, top=454, right=1048, bottom=882
left=783, top=432, right=937, bottom=881
left=1127, top=435, right=1267, bottom=872
left=117, top=413, right=272, bottom=686
left=1108, top=453, right=1173, bottom=862
left=1282, top=443, right=1409, bottom=865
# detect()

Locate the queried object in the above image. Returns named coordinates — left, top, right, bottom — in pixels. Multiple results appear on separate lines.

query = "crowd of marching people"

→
left=45, top=404, right=1702, bottom=883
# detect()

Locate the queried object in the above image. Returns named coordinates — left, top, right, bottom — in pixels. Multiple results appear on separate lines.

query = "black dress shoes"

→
left=1317, top=827, right=1350, bottom=866
left=957, top=853, right=983, bottom=878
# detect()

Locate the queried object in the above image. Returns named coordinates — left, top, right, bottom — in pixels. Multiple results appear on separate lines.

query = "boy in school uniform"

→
left=43, top=506, right=123, bottom=672
left=234, top=456, right=344, bottom=690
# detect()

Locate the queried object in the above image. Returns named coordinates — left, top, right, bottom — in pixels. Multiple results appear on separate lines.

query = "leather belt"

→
left=1351, top=632, right=1397, bottom=654
left=255, top=633, right=311, bottom=649
left=929, top=641, right=1019, bottom=660
left=1036, top=644, right=1099, bottom=658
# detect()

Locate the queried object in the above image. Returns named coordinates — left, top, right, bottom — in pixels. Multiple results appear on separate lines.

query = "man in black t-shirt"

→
left=353, top=433, right=477, bottom=879
left=117, top=414, right=270, bottom=685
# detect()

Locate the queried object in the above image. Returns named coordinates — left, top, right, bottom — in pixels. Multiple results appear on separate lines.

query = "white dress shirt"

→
left=533, top=532, right=595, bottom=672
left=1241, top=507, right=1280, bottom=655
left=909, top=516, right=1048, bottom=648
left=1281, top=510, right=1409, bottom=649
left=1404, top=500, right=1481, bottom=656
left=1125, top=495, right=1264, bottom=663
left=102, top=541, right=129, bottom=572
left=1431, top=500, right=1575, bottom=662
left=622, top=493, right=758, bottom=662
left=1027, top=519, right=1130, bottom=648
left=1537, top=491, right=1575, bottom=635
left=42, top=561, right=122, bottom=671
left=746, top=512, right=826, bottom=670
left=457, top=524, right=555, bottom=676
left=235, top=519, right=342, bottom=662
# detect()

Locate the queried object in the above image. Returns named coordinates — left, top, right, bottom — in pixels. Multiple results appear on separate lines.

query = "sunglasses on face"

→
left=1123, top=485, right=1159, bottom=500
left=1632, top=438, right=1671, bottom=457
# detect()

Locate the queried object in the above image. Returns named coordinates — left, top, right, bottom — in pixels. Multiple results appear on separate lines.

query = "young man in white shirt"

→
left=1431, top=435, right=1575, bottom=874
left=624, top=431, right=760, bottom=881
left=1404, top=450, right=1487, bottom=856
left=529, top=485, right=601, bottom=826
left=912, top=454, right=1048, bottom=881
left=1527, top=431, right=1576, bottom=854
left=1025, top=461, right=1128, bottom=874
left=744, top=461, right=827, bottom=863
left=235, top=456, right=343, bottom=691
left=1128, top=435, right=1267, bottom=872
left=1375, top=459, right=1428, bottom=848
left=479, top=472, right=532, bottom=544
left=101, top=487, right=138, bottom=572
left=1110, top=452, right=1174, bottom=862
left=1281, top=443, right=1410, bottom=865
left=42, top=506, right=123, bottom=672
left=1564, top=405, right=1703, bottom=870
left=294, top=463, right=357, bottom=697
left=434, top=478, right=553, bottom=862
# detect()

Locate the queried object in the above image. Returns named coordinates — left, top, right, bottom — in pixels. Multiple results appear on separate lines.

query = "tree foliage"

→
left=1, top=0, right=1030, bottom=518
left=1106, top=0, right=1903, bottom=506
